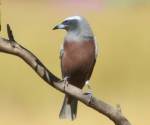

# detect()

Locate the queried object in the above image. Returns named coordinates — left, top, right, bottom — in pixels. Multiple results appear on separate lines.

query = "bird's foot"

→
left=83, top=81, right=93, bottom=95
left=63, top=76, right=69, bottom=91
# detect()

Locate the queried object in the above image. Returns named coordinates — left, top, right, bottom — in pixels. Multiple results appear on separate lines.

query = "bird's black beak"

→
left=52, top=25, right=59, bottom=30
left=52, top=23, right=66, bottom=30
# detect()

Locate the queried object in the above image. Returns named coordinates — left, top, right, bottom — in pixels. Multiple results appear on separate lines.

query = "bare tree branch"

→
left=0, top=24, right=131, bottom=125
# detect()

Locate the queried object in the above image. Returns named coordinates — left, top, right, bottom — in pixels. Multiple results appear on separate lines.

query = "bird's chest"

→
left=62, top=40, right=95, bottom=74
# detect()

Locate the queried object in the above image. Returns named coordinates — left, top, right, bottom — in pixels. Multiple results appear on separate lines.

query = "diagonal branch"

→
left=0, top=24, right=131, bottom=125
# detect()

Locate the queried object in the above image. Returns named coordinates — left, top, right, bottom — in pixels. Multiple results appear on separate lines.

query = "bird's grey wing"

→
left=60, top=44, right=64, bottom=78
left=60, top=48, right=64, bottom=60
left=86, top=58, right=96, bottom=81
left=86, top=39, right=98, bottom=81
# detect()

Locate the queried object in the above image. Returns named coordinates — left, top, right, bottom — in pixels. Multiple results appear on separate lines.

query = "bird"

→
left=53, top=16, right=98, bottom=120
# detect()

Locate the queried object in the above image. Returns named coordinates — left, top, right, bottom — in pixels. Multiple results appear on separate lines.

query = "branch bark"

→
left=0, top=24, right=131, bottom=125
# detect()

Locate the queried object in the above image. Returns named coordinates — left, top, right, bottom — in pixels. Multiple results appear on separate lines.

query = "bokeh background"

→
left=0, top=0, right=150, bottom=125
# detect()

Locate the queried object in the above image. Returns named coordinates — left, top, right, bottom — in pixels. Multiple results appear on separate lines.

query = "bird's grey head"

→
left=53, top=16, right=94, bottom=40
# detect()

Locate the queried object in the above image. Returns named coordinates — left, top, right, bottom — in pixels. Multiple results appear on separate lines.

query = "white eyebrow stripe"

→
left=64, top=16, right=82, bottom=21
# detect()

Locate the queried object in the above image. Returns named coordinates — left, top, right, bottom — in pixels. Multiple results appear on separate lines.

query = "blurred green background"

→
left=0, top=0, right=150, bottom=125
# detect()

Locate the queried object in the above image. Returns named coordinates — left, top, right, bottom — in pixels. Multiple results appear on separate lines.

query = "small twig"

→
left=116, top=104, right=122, bottom=113
left=7, top=24, right=15, bottom=42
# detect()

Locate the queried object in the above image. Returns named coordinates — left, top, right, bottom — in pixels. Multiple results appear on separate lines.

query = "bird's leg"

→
left=83, top=80, right=93, bottom=95
left=63, top=76, right=69, bottom=91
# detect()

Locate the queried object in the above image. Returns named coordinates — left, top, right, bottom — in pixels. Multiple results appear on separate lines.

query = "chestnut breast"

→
left=61, top=40, right=95, bottom=88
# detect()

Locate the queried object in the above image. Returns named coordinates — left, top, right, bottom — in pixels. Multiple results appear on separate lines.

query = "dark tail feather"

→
left=59, top=95, right=78, bottom=120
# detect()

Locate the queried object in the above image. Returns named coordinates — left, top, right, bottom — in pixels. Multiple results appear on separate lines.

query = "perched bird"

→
left=53, top=16, right=98, bottom=120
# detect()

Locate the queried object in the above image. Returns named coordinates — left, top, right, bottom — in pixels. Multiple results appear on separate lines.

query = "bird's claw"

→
left=83, top=81, right=93, bottom=95
left=83, top=92, right=93, bottom=104
left=63, top=76, right=69, bottom=91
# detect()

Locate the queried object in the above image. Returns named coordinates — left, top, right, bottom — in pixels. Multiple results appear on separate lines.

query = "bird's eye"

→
left=63, top=20, right=69, bottom=25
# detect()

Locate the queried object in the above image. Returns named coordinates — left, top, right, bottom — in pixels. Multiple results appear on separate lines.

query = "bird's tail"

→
left=59, top=95, right=78, bottom=120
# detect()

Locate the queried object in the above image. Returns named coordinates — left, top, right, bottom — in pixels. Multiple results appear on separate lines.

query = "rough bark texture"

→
left=0, top=24, right=131, bottom=125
